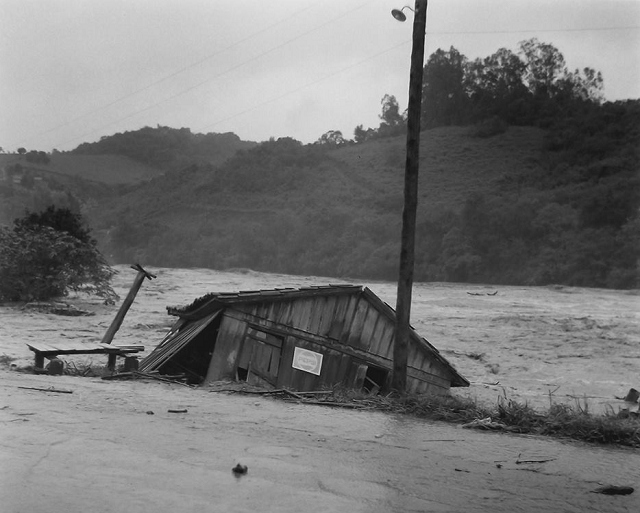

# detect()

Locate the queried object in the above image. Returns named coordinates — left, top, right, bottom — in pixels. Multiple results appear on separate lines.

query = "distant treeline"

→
left=350, top=38, right=607, bottom=144
left=72, top=126, right=256, bottom=168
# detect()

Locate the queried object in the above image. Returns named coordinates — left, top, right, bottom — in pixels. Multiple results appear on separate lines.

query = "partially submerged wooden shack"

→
left=140, top=285, right=468, bottom=394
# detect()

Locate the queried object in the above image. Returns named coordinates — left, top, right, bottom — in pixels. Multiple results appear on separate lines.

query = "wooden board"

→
left=355, top=306, right=379, bottom=352
left=338, top=296, right=359, bottom=344
left=27, top=341, right=143, bottom=355
left=369, top=317, right=393, bottom=357
left=307, top=297, right=326, bottom=334
left=346, top=298, right=369, bottom=349
left=316, top=295, right=337, bottom=337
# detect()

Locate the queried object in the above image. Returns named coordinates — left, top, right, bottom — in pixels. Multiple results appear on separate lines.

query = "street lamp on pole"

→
left=391, top=0, right=428, bottom=392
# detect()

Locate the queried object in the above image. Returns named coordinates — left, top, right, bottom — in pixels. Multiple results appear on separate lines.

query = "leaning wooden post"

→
left=101, top=264, right=156, bottom=346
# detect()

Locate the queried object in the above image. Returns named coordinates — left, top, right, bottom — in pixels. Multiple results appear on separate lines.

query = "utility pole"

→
left=101, top=264, right=156, bottom=345
left=392, top=0, right=428, bottom=392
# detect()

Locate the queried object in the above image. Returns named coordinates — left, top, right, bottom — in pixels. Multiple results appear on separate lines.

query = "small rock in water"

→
left=46, top=358, right=64, bottom=376
left=232, top=463, right=248, bottom=476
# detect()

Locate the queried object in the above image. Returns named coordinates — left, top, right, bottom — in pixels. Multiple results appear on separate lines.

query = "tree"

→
left=25, top=150, right=51, bottom=164
left=378, top=94, right=406, bottom=137
left=16, top=205, right=93, bottom=243
left=0, top=207, right=117, bottom=302
left=518, top=38, right=566, bottom=97
left=465, top=48, right=530, bottom=122
left=559, top=67, right=604, bottom=103
left=380, top=94, right=404, bottom=126
left=315, top=130, right=346, bottom=146
left=421, top=47, right=469, bottom=127
left=354, top=124, right=376, bottom=144
left=17, top=147, right=26, bottom=156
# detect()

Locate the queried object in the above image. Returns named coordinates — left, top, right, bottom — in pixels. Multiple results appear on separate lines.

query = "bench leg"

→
left=47, top=358, right=64, bottom=375
left=34, top=353, right=45, bottom=369
left=124, top=356, right=139, bottom=372
left=107, top=353, right=117, bottom=371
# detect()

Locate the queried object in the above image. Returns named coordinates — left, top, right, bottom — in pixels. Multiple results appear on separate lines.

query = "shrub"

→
left=0, top=208, right=117, bottom=302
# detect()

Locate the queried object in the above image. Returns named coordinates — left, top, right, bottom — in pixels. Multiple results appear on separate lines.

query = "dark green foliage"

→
left=0, top=207, right=117, bottom=302
left=422, top=47, right=470, bottom=127
left=351, top=95, right=407, bottom=144
left=25, top=150, right=50, bottom=165
left=406, top=97, right=639, bottom=289
left=16, top=205, right=93, bottom=243
left=72, top=126, right=255, bottom=168
left=359, top=39, right=604, bottom=144
left=96, top=101, right=638, bottom=289
left=315, top=130, right=346, bottom=147
left=420, top=38, right=605, bottom=131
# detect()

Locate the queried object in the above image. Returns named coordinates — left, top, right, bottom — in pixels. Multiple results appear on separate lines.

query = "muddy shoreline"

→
left=2, top=370, right=639, bottom=513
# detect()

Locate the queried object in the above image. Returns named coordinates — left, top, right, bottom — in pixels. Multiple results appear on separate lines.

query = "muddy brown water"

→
left=2, top=265, right=637, bottom=413
left=1, top=371, right=639, bottom=513
left=1, top=266, right=638, bottom=512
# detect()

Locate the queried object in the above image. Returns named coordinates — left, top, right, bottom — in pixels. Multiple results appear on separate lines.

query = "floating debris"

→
left=592, top=485, right=634, bottom=495
left=232, top=464, right=248, bottom=475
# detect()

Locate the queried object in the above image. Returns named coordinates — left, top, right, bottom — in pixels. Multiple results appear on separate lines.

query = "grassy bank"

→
left=4, top=354, right=638, bottom=448
left=274, top=388, right=640, bottom=448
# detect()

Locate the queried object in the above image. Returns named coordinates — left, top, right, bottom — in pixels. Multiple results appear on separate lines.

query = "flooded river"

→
left=1, top=266, right=638, bottom=512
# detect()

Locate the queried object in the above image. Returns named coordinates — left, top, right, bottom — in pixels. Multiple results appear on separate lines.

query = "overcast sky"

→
left=1, top=0, right=639, bottom=152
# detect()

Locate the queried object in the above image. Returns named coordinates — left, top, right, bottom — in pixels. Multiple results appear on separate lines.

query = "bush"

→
left=0, top=208, right=117, bottom=302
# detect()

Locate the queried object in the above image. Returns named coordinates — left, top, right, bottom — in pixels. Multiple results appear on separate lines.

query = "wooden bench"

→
left=27, top=342, right=144, bottom=371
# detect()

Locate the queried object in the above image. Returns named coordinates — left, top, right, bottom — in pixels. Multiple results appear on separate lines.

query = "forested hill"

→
left=91, top=98, right=640, bottom=289
left=12, top=39, right=637, bottom=289
left=71, top=126, right=257, bottom=169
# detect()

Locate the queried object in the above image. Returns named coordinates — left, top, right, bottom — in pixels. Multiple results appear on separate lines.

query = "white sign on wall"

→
left=292, top=347, right=323, bottom=376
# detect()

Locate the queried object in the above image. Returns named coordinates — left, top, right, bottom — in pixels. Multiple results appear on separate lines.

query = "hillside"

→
left=0, top=152, right=162, bottom=227
left=4, top=99, right=637, bottom=289
left=332, top=125, right=546, bottom=214
left=0, top=127, right=258, bottom=227
left=0, top=153, right=162, bottom=185
left=71, top=126, right=257, bottom=170
left=83, top=118, right=637, bottom=289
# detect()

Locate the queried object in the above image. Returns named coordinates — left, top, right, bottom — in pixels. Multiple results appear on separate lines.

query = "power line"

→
left=50, top=1, right=370, bottom=150
left=197, top=39, right=411, bottom=135
left=27, top=12, right=639, bottom=150
left=199, top=26, right=640, bottom=134
left=22, top=1, right=321, bottom=146
left=428, top=25, right=640, bottom=35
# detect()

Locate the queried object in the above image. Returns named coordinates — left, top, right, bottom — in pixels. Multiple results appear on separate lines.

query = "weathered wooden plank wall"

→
left=204, top=316, right=247, bottom=381
left=201, top=292, right=457, bottom=393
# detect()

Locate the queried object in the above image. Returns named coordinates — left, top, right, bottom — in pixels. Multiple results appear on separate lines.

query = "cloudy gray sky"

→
left=1, top=0, right=639, bottom=152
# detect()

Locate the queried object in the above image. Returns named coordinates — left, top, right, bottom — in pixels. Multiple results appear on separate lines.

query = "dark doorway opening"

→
left=236, top=366, right=248, bottom=382
left=364, top=365, right=388, bottom=394
left=158, top=317, right=221, bottom=384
